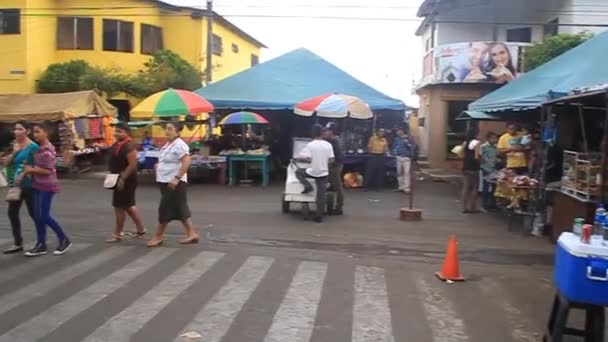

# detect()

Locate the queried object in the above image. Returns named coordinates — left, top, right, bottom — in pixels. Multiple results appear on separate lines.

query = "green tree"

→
left=37, top=60, right=90, bottom=93
left=36, top=50, right=210, bottom=97
left=524, top=32, right=593, bottom=71
left=137, top=50, right=205, bottom=94
left=79, top=66, right=145, bottom=98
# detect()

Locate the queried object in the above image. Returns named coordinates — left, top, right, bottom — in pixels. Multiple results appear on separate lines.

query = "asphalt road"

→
left=0, top=178, right=568, bottom=342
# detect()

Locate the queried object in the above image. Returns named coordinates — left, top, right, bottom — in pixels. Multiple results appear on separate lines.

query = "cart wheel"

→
left=282, top=195, right=290, bottom=214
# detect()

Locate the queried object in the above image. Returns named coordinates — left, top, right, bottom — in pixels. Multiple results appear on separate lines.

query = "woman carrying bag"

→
left=3, top=122, right=38, bottom=254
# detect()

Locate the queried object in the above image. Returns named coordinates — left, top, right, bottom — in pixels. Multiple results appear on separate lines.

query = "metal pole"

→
left=205, top=0, right=213, bottom=85
left=602, top=91, right=608, bottom=203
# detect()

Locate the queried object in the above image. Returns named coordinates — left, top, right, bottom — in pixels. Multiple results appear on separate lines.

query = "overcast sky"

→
left=167, top=0, right=424, bottom=107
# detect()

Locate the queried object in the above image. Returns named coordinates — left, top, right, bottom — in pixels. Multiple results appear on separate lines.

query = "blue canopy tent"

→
left=469, top=31, right=608, bottom=115
left=195, top=48, right=407, bottom=113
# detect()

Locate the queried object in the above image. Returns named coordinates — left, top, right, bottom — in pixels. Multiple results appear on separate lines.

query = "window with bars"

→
left=57, top=17, right=94, bottom=50
left=212, top=34, right=223, bottom=56
left=0, top=9, right=20, bottom=34
left=141, top=24, right=163, bottom=55
left=251, top=54, right=259, bottom=66
left=103, top=19, right=134, bottom=52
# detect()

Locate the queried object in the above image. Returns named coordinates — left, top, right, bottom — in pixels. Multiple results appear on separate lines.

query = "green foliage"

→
left=524, top=32, right=594, bottom=71
left=36, top=50, right=206, bottom=98
left=79, top=66, right=145, bottom=99
left=37, top=60, right=90, bottom=93
left=138, top=50, right=204, bottom=93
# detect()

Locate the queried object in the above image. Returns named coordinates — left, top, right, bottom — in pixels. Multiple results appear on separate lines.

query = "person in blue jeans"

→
left=480, top=132, right=498, bottom=210
left=4, top=121, right=38, bottom=254
left=21, top=123, right=71, bottom=257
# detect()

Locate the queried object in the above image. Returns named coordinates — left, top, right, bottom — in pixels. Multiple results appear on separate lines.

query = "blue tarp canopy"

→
left=469, top=31, right=608, bottom=113
left=196, top=48, right=407, bottom=112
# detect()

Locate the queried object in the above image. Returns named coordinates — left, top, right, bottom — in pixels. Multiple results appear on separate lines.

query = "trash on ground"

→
left=179, top=331, right=202, bottom=339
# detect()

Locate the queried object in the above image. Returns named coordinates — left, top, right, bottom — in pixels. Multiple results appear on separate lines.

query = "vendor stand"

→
left=540, top=85, right=608, bottom=242
left=293, top=93, right=403, bottom=186
left=0, top=91, right=117, bottom=174
left=218, top=111, right=271, bottom=186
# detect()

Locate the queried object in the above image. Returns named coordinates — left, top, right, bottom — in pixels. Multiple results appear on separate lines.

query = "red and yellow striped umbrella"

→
left=130, top=88, right=214, bottom=118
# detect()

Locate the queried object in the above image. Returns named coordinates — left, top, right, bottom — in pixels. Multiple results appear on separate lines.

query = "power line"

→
left=8, top=11, right=608, bottom=26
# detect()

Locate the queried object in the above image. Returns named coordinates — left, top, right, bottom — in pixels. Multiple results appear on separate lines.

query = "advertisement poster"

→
left=434, top=42, right=523, bottom=84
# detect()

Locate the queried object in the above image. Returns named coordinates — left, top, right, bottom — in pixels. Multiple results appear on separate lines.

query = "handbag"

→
left=5, top=186, right=21, bottom=202
left=104, top=174, right=120, bottom=190
left=0, top=168, right=7, bottom=188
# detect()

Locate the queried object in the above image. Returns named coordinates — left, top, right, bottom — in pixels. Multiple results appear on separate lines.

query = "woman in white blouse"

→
left=147, top=122, right=199, bottom=247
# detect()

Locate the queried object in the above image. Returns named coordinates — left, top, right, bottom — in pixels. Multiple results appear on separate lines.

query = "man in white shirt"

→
left=295, top=124, right=334, bottom=223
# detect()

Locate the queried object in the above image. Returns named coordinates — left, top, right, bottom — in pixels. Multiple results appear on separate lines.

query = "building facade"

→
left=415, top=0, right=606, bottom=168
left=0, top=0, right=265, bottom=95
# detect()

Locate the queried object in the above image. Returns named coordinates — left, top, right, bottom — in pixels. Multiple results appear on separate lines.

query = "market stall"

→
left=128, top=88, right=229, bottom=184
left=0, top=91, right=117, bottom=173
left=541, top=85, right=608, bottom=242
left=218, top=111, right=271, bottom=186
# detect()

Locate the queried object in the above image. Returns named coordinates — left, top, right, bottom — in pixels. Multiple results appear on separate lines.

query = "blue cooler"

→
left=555, top=232, right=608, bottom=305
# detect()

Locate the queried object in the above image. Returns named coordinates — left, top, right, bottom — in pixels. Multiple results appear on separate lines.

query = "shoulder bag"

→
left=104, top=173, right=120, bottom=190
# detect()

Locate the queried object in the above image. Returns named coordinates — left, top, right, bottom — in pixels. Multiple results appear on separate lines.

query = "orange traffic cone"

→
left=436, top=235, right=465, bottom=282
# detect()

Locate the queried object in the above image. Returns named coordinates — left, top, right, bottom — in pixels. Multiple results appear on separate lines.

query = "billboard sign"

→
left=433, top=42, right=525, bottom=84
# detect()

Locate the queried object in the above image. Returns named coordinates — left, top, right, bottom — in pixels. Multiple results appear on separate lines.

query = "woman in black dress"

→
left=106, top=122, right=146, bottom=242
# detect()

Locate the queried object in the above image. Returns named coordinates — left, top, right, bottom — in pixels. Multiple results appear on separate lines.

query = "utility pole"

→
left=205, top=0, right=213, bottom=85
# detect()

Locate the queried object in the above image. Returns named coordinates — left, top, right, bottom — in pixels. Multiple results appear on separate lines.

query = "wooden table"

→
left=227, top=155, right=270, bottom=187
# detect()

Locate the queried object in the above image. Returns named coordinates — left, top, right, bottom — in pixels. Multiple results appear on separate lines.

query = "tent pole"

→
left=577, top=104, right=589, bottom=155
left=602, top=90, right=608, bottom=203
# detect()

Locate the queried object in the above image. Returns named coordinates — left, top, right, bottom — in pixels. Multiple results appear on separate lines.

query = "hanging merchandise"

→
left=74, top=118, right=87, bottom=138
left=58, top=121, right=74, bottom=149
left=89, top=117, right=103, bottom=138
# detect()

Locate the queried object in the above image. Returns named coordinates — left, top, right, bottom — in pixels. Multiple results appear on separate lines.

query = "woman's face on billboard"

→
left=490, top=44, right=509, bottom=66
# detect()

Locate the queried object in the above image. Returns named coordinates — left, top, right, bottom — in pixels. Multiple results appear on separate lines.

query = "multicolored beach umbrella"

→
left=130, top=88, right=214, bottom=118
left=219, top=111, right=269, bottom=125
left=294, top=93, right=373, bottom=119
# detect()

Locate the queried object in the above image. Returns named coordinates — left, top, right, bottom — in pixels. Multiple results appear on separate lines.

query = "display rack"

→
left=561, top=150, right=602, bottom=200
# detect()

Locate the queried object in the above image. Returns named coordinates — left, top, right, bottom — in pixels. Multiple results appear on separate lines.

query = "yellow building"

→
left=0, top=0, right=265, bottom=95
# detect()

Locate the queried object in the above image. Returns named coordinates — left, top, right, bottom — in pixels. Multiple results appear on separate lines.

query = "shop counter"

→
left=550, top=190, right=597, bottom=243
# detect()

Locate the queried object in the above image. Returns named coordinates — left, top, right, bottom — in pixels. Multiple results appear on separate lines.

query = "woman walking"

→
left=461, top=127, right=481, bottom=214
left=147, top=122, right=199, bottom=247
left=106, top=122, right=146, bottom=243
left=3, top=122, right=38, bottom=254
left=23, top=123, right=71, bottom=256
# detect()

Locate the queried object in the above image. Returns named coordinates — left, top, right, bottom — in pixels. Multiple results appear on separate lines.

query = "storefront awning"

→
left=469, top=31, right=608, bottom=113
left=0, top=91, right=117, bottom=123
left=456, top=110, right=501, bottom=121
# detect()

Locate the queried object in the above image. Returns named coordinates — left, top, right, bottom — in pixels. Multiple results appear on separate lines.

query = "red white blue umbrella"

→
left=294, top=93, right=373, bottom=119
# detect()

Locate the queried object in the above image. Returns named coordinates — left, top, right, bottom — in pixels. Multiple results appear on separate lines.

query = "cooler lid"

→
left=558, top=232, right=608, bottom=258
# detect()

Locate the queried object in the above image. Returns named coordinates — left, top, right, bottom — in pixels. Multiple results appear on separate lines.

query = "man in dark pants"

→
left=365, top=129, right=389, bottom=190
left=295, top=124, right=335, bottom=223
left=323, top=122, right=344, bottom=215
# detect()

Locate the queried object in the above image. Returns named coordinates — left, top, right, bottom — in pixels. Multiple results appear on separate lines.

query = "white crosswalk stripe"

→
left=0, top=243, right=551, bottom=342
left=84, top=251, right=225, bottom=342
left=0, top=243, right=91, bottom=284
left=0, top=246, right=131, bottom=315
left=0, top=248, right=176, bottom=341
left=264, top=261, right=327, bottom=342
left=176, top=256, right=274, bottom=342
left=417, top=278, right=469, bottom=342
left=352, top=266, right=394, bottom=342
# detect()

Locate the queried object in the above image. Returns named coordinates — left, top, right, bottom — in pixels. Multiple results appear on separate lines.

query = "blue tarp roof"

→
left=469, top=31, right=608, bottom=113
left=195, top=48, right=407, bottom=112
